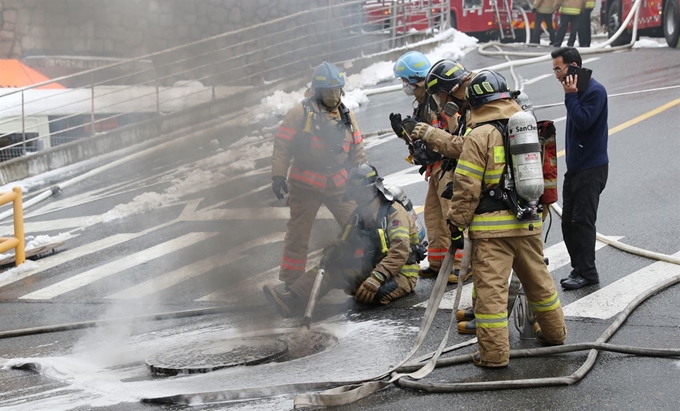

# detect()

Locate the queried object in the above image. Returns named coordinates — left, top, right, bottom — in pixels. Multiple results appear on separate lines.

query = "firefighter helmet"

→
left=425, top=59, right=470, bottom=96
left=346, top=164, right=392, bottom=205
left=393, top=51, right=432, bottom=84
left=465, top=69, right=513, bottom=109
left=311, top=61, right=345, bottom=92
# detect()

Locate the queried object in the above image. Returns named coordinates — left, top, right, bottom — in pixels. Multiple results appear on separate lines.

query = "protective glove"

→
left=389, top=113, right=404, bottom=137
left=412, top=122, right=435, bottom=142
left=448, top=222, right=465, bottom=251
left=271, top=176, right=288, bottom=200
left=355, top=271, right=385, bottom=304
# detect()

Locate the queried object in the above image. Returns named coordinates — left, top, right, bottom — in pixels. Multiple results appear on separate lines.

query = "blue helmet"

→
left=311, top=61, right=345, bottom=92
left=393, top=51, right=431, bottom=84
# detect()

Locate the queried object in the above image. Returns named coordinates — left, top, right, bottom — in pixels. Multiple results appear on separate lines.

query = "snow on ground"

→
left=0, top=260, right=40, bottom=283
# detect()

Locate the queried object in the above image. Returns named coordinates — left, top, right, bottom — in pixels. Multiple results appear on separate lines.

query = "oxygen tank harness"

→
left=475, top=111, right=544, bottom=225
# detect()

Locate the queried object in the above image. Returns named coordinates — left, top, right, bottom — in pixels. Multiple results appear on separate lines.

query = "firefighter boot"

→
left=263, top=283, right=303, bottom=318
left=457, top=318, right=476, bottom=334
left=418, top=267, right=439, bottom=279
left=456, top=307, right=475, bottom=322
left=533, top=323, right=565, bottom=347
left=472, top=351, right=509, bottom=368
left=448, top=267, right=473, bottom=284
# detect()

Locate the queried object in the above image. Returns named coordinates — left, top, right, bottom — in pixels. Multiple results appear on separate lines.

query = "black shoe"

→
left=418, top=267, right=439, bottom=279
left=263, top=283, right=302, bottom=318
left=561, top=275, right=599, bottom=290
left=559, top=270, right=578, bottom=285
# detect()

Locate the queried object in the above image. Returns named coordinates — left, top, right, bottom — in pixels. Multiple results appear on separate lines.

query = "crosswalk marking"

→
left=19, top=232, right=217, bottom=300
left=414, top=238, right=622, bottom=310
left=196, top=249, right=324, bottom=303
left=562, top=251, right=680, bottom=320
left=106, top=232, right=285, bottom=300
left=0, top=233, right=136, bottom=290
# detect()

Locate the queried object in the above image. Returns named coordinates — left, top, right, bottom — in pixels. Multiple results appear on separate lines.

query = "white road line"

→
left=524, top=74, right=552, bottom=85
left=383, top=165, right=424, bottom=189
left=183, top=207, right=334, bottom=221
left=106, top=232, right=285, bottom=300
left=196, top=249, right=325, bottom=303
left=563, top=251, right=680, bottom=320
left=414, top=237, right=621, bottom=310
left=0, top=233, right=137, bottom=290
left=19, top=232, right=217, bottom=300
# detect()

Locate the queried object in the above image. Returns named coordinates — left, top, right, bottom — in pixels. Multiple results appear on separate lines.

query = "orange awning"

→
left=0, top=59, right=65, bottom=89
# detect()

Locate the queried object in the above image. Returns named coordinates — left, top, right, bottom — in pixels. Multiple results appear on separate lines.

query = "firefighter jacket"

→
left=342, top=197, right=421, bottom=279
left=533, top=0, right=557, bottom=14
left=554, top=0, right=584, bottom=15
left=447, top=98, right=543, bottom=240
left=272, top=98, right=367, bottom=192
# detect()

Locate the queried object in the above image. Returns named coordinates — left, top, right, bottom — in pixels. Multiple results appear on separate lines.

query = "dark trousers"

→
left=562, top=164, right=608, bottom=282
left=577, top=8, right=593, bottom=47
left=531, top=12, right=556, bottom=44
left=552, top=14, right=580, bottom=46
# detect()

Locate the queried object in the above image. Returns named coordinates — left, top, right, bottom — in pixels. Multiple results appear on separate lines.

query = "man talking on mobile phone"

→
left=551, top=46, right=609, bottom=291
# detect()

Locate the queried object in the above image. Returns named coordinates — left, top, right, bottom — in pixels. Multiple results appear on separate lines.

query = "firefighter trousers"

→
left=290, top=264, right=417, bottom=306
left=472, top=234, right=567, bottom=366
left=424, top=163, right=456, bottom=271
left=279, top=182, right=356, bottom=286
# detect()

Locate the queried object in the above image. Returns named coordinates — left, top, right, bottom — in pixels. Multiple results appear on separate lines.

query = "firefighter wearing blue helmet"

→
left=270, top=61, right=367, bottom=291
left=389, top=52, right=457, bottom=282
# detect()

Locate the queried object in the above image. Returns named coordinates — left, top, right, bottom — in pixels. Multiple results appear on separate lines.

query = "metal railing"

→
left=0, top=187, right=25, bottom=266
left=0, top=0, right=451, bottom=162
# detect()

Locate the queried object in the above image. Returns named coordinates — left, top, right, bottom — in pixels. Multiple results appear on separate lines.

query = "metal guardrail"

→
left=0, top=187, right=25, bottom=266
left=0, top=0, right=450, bottom=163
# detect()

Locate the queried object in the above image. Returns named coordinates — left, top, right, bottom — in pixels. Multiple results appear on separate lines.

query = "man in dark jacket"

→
left=551, top=47, right=608, bottom=290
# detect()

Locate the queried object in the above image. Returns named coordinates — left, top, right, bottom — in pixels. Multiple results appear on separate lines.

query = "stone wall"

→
left=0, top=0, right=335, bottom=58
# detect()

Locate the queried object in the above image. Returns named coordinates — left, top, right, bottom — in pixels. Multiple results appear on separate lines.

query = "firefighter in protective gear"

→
left=263, top=164, right=420, bottom=317
left=448, top=70, right=567, bottom=367
left=411, top=59, right=475, bottom=284
left=271, top=61, right=367, bottom=288
left=551, top=0, right=585, bottom=47
left=389, top=52, right=453, bottom=281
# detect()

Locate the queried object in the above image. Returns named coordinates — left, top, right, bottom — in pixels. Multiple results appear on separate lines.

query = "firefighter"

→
left=409, top=59, right=475, bottom=284
left=576, top=0, right=595, bottom=47
left=271, top=61, right=367, bottom=289
left=551, top=0, right=585, bottom=47
left=263, top=164, right=421, bottom=317
left=388, top=52, right=452, bottom=281
left=531, top=0, right=557, bottom=45
left=447, top=70, right=566, bottom=367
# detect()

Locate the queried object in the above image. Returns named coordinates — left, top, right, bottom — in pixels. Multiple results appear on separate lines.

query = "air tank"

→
left=507, top=110, right=544, bottom=206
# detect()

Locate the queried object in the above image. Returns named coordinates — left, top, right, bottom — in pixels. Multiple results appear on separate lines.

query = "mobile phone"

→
left=566, top=66, right=592, bottom=92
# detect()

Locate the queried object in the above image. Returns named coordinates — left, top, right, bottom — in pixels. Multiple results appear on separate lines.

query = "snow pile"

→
left=633, top=38, right=667, bottom=48
left=25, top=232, right=73, bottom=250
left=101, top=140, right=272, bottom=221
left=253, top=29, right=476, bottom=121
left=0, top=260, right=39, bottom=283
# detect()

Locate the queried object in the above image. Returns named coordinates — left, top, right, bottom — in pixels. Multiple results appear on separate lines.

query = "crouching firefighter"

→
left=271, top=61, right=367, bottom=290
left=447, top=70, right=567, bottom=368
left=388, top=52, right=452, bottom=281
left=410, top=59, right=476, bottom=284
left=263, top=164, right=425, bottom=318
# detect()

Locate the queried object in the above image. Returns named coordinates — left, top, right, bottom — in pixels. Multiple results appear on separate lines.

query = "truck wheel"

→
left=607, top=0, right=632, bottom=46
left=664, top=0, right=680, bottom=48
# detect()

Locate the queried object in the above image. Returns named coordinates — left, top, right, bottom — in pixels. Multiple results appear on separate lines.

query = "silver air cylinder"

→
left=385, top=185, right=426, bottom=243
left=507, top=111, right=544, bottom=206
left=514, top=91, right=536, bottom=120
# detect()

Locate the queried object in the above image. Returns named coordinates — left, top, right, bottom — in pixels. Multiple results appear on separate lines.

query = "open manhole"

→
left=146, top=330, right=337, bottom=376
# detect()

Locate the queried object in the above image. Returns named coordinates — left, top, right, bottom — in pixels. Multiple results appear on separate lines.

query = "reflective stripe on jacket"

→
left=271, top=100, right=366, bottom=191
left=447, top=99, right=543, bottom=240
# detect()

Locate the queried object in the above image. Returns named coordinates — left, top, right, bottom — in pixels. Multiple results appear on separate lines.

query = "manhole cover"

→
left=146, top=337, right=288, bottom=375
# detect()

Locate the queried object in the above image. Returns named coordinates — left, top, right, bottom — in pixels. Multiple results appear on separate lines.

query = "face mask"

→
left=402, top=82, right=417, bottom=96
left=320, top=88, right=342, bottom=110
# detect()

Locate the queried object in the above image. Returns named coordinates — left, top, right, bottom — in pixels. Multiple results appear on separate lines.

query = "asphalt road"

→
left=0, top=43, right=679, bottom=411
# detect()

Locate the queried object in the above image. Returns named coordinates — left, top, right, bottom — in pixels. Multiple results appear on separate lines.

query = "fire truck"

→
left=363, top=0, right=542, bottom=43
left=601, top=0, right=680, bottom=47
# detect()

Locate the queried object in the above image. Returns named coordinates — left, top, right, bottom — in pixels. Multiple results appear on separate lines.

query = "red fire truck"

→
left=601, top=0, right=680, bottom=47
left=363, top=0, right=542, bottom=42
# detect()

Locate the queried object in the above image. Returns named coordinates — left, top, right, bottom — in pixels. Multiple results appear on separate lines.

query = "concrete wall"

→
left=0, top=0, right=330, bottom=58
